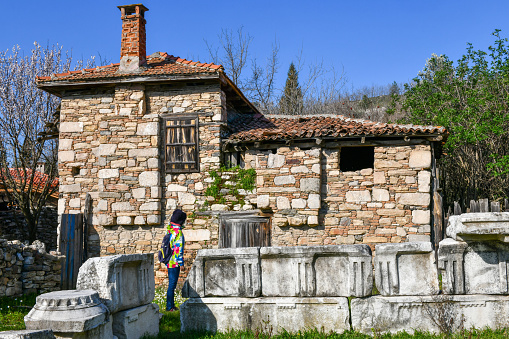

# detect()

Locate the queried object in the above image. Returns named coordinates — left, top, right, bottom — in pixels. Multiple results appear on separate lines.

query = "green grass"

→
left=0, top=294, right=37, bottom=331
left=2, top=290, right=509, bottom=338
left=148, top=288, right=509, bottom=338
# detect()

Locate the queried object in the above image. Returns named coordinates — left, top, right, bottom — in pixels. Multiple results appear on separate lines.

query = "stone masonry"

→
left=57, top=82, right=227, bottom=284
left=0, top=239, right=63, bottom=297
left=244, top=144, right=432, bottom=248
left=41, top=3, right=444, bottom=288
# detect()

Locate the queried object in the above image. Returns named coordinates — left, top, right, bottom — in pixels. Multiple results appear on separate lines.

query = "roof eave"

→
left=225, top=132, right=446, bottom=145
left=37, top=73, right=222, bottom=97
left=220, top=73, right=261, bottom=115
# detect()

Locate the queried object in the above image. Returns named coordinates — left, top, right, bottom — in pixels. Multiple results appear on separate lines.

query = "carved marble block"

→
left=181, top=297, right=350, bottom=334
left=439, top=238, right=509, bottom=294
left=375, top=242, right=439, bottom=296
left=76, top=253, right=155, bottom=313
left=24, top=290, right=112, bottom=339
left=182, top=247, right=261, bottom=298
left=260, top=245, right=373, bottom=297
left=446, top=212, right=509, bottom=242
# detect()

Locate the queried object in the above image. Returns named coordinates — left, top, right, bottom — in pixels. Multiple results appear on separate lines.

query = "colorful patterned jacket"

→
left=167, top=222, right=184, bottom=268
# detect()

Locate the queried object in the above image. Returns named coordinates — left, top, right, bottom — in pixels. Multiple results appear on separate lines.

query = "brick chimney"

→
left=117, top=4, right=149, bottom=73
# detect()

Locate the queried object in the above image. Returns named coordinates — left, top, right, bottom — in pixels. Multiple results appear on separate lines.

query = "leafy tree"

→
left=391, top=30, right=509, bottom=206
left=0, top=42, right=93, bottom=243
left=279, top=62, right=303, bottom=115
left=389, top=81, right=400, bottom=96
left=359, top=94, right=372, bottom=110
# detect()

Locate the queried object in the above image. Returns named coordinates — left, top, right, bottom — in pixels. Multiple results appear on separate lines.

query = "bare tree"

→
left=205, top=27, right=252, bottom=89
left=245, top=39, right=280, bottom=114
left=0, top=42, right=93, bottom=243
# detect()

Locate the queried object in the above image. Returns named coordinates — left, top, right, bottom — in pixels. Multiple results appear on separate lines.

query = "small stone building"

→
left=36, top=4, right=447, bottom=282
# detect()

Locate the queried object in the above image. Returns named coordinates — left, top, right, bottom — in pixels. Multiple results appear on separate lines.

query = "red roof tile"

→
left=226, top=115, right=447, bottom=142
left=36, top=53, right=223, bottom=83
left=6, top=169, right=59, bottom=189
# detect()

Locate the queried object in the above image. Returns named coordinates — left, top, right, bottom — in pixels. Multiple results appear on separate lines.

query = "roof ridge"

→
left=163, top=53, right=223, bottom=71
left=36, top=53, right=223, bottom=82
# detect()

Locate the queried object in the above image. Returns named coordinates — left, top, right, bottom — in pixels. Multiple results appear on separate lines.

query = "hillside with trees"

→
left=388, top=30, right=509, bottom=208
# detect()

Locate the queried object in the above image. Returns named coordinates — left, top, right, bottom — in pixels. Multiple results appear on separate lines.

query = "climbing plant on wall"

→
left=204, top=166, right=256, bottom=208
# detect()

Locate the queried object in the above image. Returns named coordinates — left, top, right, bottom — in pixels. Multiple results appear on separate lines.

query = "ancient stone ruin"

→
left=181, top=211, right=509, bottom=334
left=20, top=253, right=159, bottom=339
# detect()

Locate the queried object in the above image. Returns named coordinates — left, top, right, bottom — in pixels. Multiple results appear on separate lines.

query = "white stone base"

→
left=53, top=320, right=113, bottom=339
left=352, top=295, right=509, bottom=335
left=0, top=329, right=55, bottom=339
left=112, top=303, right=160, bottom=339
left=180, top=297, right=349, bottom=334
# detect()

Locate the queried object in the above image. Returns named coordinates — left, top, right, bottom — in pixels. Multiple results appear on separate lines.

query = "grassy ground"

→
left=2, top=290, right=509, bottom=338
left=0, top=294, right=37, bottom=332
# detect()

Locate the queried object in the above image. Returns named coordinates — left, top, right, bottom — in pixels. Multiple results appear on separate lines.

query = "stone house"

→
left=36, top=4, right=447, bottom=282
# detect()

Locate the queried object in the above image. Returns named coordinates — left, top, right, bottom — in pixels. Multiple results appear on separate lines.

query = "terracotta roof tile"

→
left=36, top=53, right=223, bottom=83
left=4, top=169, right=58, bottom=189
left=226, top=115, right=447, bottom=143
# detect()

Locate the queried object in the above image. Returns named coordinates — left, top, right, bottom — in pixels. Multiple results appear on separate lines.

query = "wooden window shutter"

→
left=165, top=116, right=199, bottom=173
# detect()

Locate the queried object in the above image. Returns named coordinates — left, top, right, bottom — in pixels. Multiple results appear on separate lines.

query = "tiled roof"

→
left=4, top=169, right=58, bottom=189
left=36, top=52, right=223, bottom=83
left=226, top=114, right=447, bottom=142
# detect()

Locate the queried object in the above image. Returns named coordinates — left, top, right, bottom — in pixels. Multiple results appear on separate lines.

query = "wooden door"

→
left=59, top=214, right=84, bottom=289
left=219, top=216, right=271, bottom=248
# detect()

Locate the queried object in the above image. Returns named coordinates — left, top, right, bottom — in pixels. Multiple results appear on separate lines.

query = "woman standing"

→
left=166, top=209, right=186, bottom=312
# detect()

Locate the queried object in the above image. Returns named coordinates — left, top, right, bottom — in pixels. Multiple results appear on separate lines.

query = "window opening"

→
left=339, top=146, right=374, bottom=172
left=165, top=116, right=199, bottom=173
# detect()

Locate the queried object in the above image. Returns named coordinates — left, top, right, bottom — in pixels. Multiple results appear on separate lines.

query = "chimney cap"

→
left=117, top=4, right=149, bottom=14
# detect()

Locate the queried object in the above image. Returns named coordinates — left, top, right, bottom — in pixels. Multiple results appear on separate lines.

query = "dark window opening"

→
left=223, top=151, right=244, bottom=168
left=164, top=116, right=199, bottom=173
left=71, top=166, right=80, bottom=176
left=340, top=146, right=374, bottom=172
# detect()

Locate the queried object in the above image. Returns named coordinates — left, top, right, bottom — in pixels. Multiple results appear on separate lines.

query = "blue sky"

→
left=3, top=1, right=509, bottom=93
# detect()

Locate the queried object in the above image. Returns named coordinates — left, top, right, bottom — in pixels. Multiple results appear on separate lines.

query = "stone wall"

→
left=0, top=239, right=63, bottom=297
left=0, top=207, right=58, bottom=251
left=56, top=78, right=435, bottom=288
left=244, top=144, right=432, bottom=249
left=57, top=81, right=229, bottom=285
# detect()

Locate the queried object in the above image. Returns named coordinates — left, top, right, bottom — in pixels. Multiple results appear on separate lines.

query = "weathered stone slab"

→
left=261, top=245, right=372, bottom=297
left=112, top=303, right=159, bottom=339
left=180, top=297, right=349, bottom=334
left=0, top=330, right=55, bottom=339
left=352, top=295, right=509, bottom=335
left=438, top=238, right=509, bottom=294
left=76, top=254, right=155, bottom=313
left=182, top=247, right=261, bottom=298
left=375, top=242, right=439, bottom=296
left=24, top=290, right=113, bottom=339
left=446, top=212, right=509, bottom=242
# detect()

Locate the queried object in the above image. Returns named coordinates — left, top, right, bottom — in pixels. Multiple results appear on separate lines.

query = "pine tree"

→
left=279, top=62, right=303, bottom=115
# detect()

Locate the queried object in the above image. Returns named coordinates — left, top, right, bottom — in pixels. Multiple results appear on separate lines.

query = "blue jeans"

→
left=166, top=266, right=181, bottom=310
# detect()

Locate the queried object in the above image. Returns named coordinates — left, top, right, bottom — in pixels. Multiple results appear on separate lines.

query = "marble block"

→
left=181, top=297, right=349, bottom=334
left=260, top=245, right=373, bottom=297
left=76, top=253, right=155, bottom=313
left=375, top=242, right=439, bottom=296
left=182, top=247, right=261, bottom=298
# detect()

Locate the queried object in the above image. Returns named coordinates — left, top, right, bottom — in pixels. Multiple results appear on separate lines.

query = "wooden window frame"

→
left=164, top=115, right=199, bottom=173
